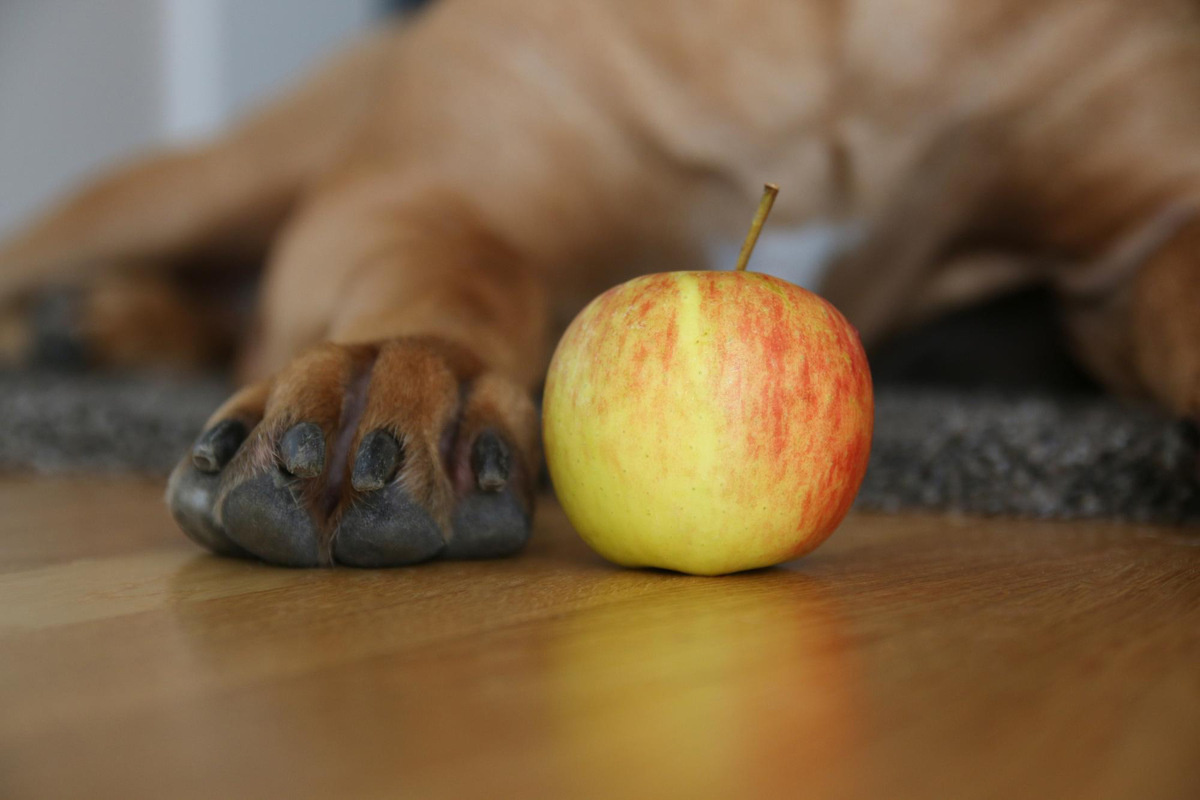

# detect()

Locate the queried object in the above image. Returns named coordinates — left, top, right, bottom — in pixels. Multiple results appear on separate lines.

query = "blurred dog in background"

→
left=0, top=0, right=1198, bottom=566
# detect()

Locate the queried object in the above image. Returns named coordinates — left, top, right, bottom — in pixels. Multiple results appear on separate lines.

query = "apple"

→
left=542, top=186, right=873, bottom=575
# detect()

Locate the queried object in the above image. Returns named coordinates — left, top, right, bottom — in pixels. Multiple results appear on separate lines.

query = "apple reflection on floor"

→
left=544, top=571, right=864, bottom=797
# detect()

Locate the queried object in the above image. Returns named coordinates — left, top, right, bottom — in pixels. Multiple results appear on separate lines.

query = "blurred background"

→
left=1, top=0, right=1195, bottom=521
left=0, top=0, right=424, bottom=240
left=0, top=0, right=1099, bottom=392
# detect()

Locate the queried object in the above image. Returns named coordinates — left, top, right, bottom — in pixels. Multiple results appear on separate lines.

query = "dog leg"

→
left=0, top=28, right=395, bottom=369
left=1061, top=213, right=1200, bottom=416
left=167, top=190, right=546, bottom=567
left=0, top=272, right=239, bottom=370
left=820, top=122, right=1019, bottom=344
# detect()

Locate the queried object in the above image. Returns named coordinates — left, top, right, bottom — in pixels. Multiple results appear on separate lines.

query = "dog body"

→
left=2, top=0, right=1199, bottom=566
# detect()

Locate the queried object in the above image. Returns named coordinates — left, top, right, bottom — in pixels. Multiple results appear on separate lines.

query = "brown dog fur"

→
left=1, top=0, right=1199, bottom=562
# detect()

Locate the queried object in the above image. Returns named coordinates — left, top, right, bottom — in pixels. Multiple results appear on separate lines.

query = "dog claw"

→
left=281, top=422, right=325, bottom=478
left=472, top=430, right=510, bottom=492
left=191, top=419, right=248, bottom=473
left=351, top=430, right=402, bottom=492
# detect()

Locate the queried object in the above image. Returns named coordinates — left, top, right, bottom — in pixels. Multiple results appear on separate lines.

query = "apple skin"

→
left=542, top=270, right=873, bottom=576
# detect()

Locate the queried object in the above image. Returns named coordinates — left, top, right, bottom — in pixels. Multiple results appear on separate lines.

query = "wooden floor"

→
left=2, top=478, right=1199, bottom=800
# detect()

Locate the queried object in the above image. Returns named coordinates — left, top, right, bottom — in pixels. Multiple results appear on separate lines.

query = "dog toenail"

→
left=192, top=419, right=248, bottom=473
left=281, top=422, right=326, bottom=478
left=351, top=430, right=402, bottom=492
left=472, top=430, right=510, bottom=492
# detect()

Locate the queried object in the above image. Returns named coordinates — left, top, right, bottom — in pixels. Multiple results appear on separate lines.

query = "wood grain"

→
left=1, top=477, right=1199, bottom=799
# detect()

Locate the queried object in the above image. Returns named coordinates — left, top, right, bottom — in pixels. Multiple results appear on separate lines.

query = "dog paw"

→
left=0, top=278, right=227, bottom=371
left=166, top=339, right=538, bottom=567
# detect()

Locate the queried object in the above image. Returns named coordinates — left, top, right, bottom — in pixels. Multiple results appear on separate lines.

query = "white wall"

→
left=0, top=0, right=380, bottom=239
left=0, top=0, right=163, bottom=238
left=224, top=0, right=378, bottom=121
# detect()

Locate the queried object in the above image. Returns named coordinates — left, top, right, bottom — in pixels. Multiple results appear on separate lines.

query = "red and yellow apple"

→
left=542, top=266, right=873, bottom=575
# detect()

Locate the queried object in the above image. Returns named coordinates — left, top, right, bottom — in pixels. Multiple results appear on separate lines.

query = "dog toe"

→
left=333, top=482, right=446, bottom=567
left=166, top=457, right=251, bottom=558
left=218, top=468, right=325, bottom=567
left=446, top=430, right=531, bottom=558
left=167, top=412, right=257, bottom=558
left=447, top=491, right=530, bottom=559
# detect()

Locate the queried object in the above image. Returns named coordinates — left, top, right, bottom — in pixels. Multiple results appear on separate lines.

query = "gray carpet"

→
left=0, top=371, right=229, bottom=475
left=865, top=391, right=1200, bottom=523
left=1, top=370, right=1198, bottom=525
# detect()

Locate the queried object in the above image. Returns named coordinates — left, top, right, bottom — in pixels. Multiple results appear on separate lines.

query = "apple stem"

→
left=734, top=183, right=780, bottom=272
